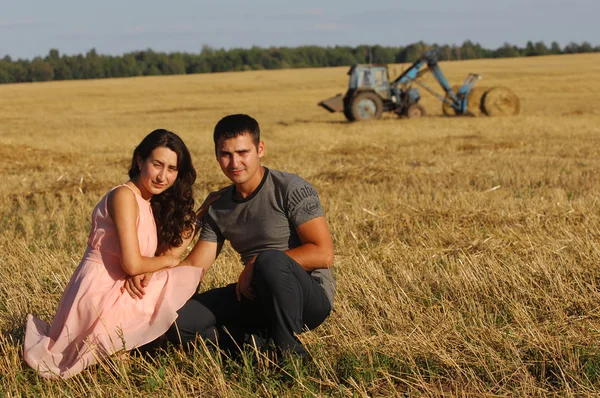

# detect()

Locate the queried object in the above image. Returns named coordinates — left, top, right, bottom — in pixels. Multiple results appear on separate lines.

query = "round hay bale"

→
left=466, top=86, right=489, bottom=117
left=442, top=85, right=460, bottom=116
left=482, top=86, right=520, bottom=116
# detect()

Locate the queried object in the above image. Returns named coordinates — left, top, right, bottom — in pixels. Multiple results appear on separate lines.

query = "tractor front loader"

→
left=318, top=52, right=519, bottom=122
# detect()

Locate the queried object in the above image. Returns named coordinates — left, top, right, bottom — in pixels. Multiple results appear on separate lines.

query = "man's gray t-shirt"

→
left=199, top=168, right=335, bottom=307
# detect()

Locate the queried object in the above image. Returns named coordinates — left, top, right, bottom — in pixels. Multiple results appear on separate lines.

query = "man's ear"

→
left=257, top=141, right=265, bottom=158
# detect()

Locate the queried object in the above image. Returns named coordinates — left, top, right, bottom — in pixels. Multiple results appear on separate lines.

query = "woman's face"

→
left=136, top=146, right=179, bottom=199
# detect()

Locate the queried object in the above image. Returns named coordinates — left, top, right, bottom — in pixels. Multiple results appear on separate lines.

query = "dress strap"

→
left=118, top=183, right=151, bottom=201
left=119, top=183, right=139, bottom=196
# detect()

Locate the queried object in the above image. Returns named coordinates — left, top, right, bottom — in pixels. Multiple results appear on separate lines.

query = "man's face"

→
left=215, top=133, right=264, bottom=186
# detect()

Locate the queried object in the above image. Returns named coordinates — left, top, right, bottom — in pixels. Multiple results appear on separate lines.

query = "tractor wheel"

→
left=343, top=106, right=355, bottom=122
left=350, top=92, right=383, bottom=121
left=407, top=104, right=426, bottom=119
left=442, top=85, right=460, bottom=116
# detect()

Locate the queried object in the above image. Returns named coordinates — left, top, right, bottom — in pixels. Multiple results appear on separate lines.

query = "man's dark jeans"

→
left=166, top=250, right=332, bottom=358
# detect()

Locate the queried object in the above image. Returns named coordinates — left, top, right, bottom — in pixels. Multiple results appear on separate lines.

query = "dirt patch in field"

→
left=49, top=179, right=110, bottom=195
left=327, top=145, right=384, bottom=157
left=0, top=144, right=84, bottom=174
left=457, top=141, right=523, bottom=152
left=7, top=178, right=112, bottom=201
left=314, top=165, right=397, bottom=185
left=0, top=144, right=129, bottom=175
left=454, top=134, right=481, bottom=140
left=143, top=106, right=205, bottom=114
left=407, top=159, right=436, bottom=167
left=137, top=105, right=225, bottom=115
left=560, top=109, right=600, bottom=116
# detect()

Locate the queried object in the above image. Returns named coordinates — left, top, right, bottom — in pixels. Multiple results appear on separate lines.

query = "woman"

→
left=24, top=129, right=204, bottom=379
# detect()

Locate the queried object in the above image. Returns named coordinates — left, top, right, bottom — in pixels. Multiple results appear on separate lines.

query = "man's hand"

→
left=236, top=256, right=256, bottom=301
left=122, top=272, right=154, bottom=299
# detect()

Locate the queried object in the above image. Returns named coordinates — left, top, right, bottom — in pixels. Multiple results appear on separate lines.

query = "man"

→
left=168, top=114, right=335, bottom=359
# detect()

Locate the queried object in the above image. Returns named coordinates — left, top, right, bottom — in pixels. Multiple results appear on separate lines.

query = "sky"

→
left=1, top=0, right=598, bottom=60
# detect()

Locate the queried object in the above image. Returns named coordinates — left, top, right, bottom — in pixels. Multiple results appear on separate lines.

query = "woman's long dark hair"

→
left=128, top=129, right=196, bottom=255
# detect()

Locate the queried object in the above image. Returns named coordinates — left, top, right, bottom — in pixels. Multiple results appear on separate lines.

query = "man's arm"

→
left=236, top=216, right=333, bottom=301
left=162, top=188, right=227, bottom=259
left=284, top=216, right=334, bottom=271
left=179, top=238, right=221, bottom=270
left=160, top=231, right=196, bottom=258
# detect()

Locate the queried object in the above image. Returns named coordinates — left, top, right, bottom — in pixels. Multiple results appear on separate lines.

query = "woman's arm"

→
left=122, top=189, right=226, bottom=298
left=108, top=186, right=179, bottom=276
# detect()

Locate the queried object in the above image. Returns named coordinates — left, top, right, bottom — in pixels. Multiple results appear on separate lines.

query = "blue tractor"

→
left=318, top=63, right=426, bottom=121
left=318, top=52, right=512, bottom=122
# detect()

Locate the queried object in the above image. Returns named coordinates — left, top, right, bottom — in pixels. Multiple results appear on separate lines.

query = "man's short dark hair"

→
left=213, top=114, right=260, bottom=149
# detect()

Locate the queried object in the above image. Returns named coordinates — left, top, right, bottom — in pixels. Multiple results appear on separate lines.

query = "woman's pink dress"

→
left=24, top=185, right=203, bottom=379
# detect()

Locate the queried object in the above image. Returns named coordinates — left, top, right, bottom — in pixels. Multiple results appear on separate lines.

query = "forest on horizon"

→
left=0, top=40, right=597, bottom=84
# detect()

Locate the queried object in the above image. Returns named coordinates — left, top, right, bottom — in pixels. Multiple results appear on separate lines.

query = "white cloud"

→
left=301, top=8, right=324, bottom=16
left=266, top=8, right=324, bottom=20
left=0, top=18, right=35, bottom=28
left=171, top=24, right=195, bottom=33
left=312, top=24, right=347, bottom=32
left=127, top=25, right=145, bottom=35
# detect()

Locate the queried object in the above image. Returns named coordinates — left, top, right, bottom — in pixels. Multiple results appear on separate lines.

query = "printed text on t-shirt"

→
left=288, top=185, right=319, bottom=213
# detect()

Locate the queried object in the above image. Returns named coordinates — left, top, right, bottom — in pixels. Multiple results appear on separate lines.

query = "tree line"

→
left=0, top=40, right=597, bottom=84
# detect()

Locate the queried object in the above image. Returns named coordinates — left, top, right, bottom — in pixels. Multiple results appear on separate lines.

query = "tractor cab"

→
left=348, top=65, right=391, bottom=100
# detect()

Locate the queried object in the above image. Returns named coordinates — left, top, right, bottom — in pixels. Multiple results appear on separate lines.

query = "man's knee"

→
left=166, top=299, right=217, bottom=345
left=255, top=250, right=289, bottom=268
left=253, top=250, right=291, bottom=286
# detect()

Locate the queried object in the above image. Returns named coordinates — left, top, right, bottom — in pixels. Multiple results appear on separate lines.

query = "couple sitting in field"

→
left=24, top=114, right=336, bottom=379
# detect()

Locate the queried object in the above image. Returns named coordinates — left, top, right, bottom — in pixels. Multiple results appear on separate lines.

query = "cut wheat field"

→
left=1, top=53, right=600, bottom=397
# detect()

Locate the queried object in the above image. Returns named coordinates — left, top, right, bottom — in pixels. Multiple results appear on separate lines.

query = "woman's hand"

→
left=122, top=272, right=154, bottom=299
left=122, top=253, right=178, bottom=299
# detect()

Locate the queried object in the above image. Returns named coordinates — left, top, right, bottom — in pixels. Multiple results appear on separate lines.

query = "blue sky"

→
left=1, top=0, right=598, bottom=60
